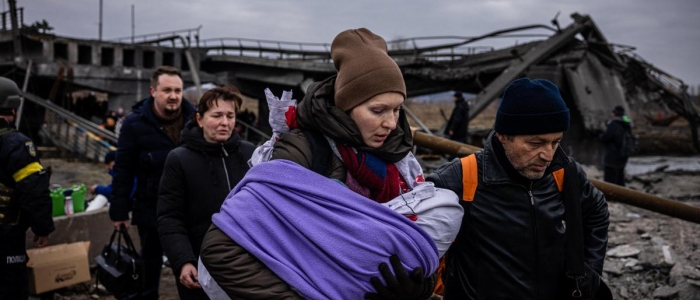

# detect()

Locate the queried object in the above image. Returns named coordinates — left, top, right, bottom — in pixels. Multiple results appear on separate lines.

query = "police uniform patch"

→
left=25, top=141, right=36, bottom=157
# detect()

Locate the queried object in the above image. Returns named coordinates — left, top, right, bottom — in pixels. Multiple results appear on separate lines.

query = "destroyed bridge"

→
left=0, top=10, right=698, bottom=167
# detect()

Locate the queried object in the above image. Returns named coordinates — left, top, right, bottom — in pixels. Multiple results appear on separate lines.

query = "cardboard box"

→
left=26, top=241, right=91, bottom=294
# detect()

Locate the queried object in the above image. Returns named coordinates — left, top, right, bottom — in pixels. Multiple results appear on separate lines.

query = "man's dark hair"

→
left=150, top=66, right=182, bottom=89
left=197, top=85, right=243, bottom=115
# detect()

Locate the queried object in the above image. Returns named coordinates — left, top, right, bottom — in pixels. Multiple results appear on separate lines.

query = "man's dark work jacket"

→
left=444, top=99, right=470, bottom=141
left=110, top=97, right=194, bottom=228
left=427, top=132, right=609, bottom=300
left=599, top=117, right=632, bottom=168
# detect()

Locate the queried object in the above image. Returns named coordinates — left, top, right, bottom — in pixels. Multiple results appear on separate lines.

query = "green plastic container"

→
left=70, top=184, right=86, bottom=213
left=50, top=185, right=65, bottom=217
left=49, top=184, right=87, bottom=216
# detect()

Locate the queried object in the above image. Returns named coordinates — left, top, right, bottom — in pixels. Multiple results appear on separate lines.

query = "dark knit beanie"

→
left=104, top=151, right=117, bottom=164
left=612, top=106, right=625, bottom=117
left=494, top=78, right=570, bottom=135
left=331, top=28, right=406, bottom=111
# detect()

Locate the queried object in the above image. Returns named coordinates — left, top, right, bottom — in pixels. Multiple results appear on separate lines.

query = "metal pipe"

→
left=412, top=130, right=481, bottom=157
left=98, top=0, right=103, bottom=41
left=590, top=179, right=700, bottom=224
left=412, top=131, right=700, bottom=224
left=15, top=59, right=31, bottom=128
left=402, top=105, right=434, bottom=135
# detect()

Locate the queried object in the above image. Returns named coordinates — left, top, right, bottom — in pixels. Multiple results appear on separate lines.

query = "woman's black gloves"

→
left=365, top=254, right=435, bottom=300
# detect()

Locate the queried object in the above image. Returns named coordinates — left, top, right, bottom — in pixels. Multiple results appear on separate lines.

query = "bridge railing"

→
left=200, top=37, right=332, bottom=61
left=111, top=26, right=203, bottom=47
left=21, top=91, right=117, bottom=162
left=199, top=27, right=554, bottom=63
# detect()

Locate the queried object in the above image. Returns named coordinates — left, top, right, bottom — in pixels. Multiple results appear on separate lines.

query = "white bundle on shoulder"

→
left=249, top=88, right=298, bottom=167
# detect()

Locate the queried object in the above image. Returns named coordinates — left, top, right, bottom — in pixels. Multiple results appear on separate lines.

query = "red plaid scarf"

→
left=336, top=143, right=401, bottom=203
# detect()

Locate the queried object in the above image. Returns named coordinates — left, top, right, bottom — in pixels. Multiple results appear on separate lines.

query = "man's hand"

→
left=365, top=254, right=429, bottom=300
left=448, top=130, right=454, bottom=136
left=179, top=263, right=201, bottom=289
left=89, top=184, right=98, bottom=194
left=113, top=220, right=130, bottom=230
left=33, top=235, right=49, bottom=248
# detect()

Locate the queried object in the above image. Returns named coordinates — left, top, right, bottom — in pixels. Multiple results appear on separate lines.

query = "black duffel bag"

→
left=95, top=226, right=145, bottom=295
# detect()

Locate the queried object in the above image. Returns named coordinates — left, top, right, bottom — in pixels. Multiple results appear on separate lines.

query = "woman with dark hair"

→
left=199, top=28, right=462, bottom=300
left=157, top=86, right=255, bottom=299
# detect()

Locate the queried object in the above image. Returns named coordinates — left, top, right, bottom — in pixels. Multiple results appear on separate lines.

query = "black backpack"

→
left=619, top=129, right=639, bottom=157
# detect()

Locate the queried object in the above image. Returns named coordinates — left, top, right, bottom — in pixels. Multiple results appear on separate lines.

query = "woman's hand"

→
left=180, top=263, right=202, bottom=289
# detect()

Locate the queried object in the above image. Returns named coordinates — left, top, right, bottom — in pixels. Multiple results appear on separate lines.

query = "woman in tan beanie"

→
left=200, top=28, right=458, bottom=300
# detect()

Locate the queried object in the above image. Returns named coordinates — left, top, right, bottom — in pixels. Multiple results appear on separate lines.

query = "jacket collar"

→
left=481, top=130, right=571, bottom=185
left=181, top=120, right=241, bottom=155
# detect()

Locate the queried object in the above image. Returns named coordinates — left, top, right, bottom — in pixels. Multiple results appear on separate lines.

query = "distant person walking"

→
left=0, top=77, right=54, bottom=300
left=444, top=92, right=470, bottom=143
left=157, top=86, right=255, bottom=300
left=109, top=66, right=195, bottom=299
left=599, top=105, right=633, bottom=186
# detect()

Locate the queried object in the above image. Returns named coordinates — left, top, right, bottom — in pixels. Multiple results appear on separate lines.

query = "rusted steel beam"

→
left=590, top=179, right=700, bottom=224
left=412, top=130, right=481, bottom=157
left=412, top=131, right=700, bottom=224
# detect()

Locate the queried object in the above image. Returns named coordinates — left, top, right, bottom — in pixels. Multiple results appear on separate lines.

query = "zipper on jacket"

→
left=221, top=157, right=232, bottom=191
left=528, top=181, right=541, bottom=298
left=220, top=143, right=232, bottom=190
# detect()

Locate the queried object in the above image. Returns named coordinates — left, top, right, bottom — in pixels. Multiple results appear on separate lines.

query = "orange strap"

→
left=460, top=154, right=478, bottom=201
left=433, top=255, right=446, bottom=295
left=552, top=168, right=565, bottom=192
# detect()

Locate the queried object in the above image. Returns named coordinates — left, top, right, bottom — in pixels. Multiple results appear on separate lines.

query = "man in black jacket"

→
left=444, top=92, right=470, bottom=143
left=599, top=106, right=632, bottom=186
left=428, top=78, right=609, bottom=300
left=110, top=66, right=194, bottom=299
left=0, top=77, right=54, bottom=299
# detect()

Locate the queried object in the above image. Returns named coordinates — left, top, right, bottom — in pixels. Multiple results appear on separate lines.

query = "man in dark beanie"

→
left=444, top=92, right=470, bottom=143
left=428, top=78, right=610, bottom=300
left=599, top=105, right=633, bottom=186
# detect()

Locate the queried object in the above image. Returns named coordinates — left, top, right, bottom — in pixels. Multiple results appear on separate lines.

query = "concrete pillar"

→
left=68, top=42, right=78, bottom=64
left=42, top=40, right=52, bottom=60
left=114, top=45, right=123, bottom=67
left=93, top=43, right=100, bottom=66
left=134, top=48, right=143, bottom=68
left=154, top=50, right=163, bottom=69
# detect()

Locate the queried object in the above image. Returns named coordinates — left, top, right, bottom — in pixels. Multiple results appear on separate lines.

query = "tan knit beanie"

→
left=331, top=28, right=406, bottom=111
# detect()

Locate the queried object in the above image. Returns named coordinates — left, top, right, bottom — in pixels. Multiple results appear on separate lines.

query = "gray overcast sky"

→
left=17, top=0, right=700, bottom=89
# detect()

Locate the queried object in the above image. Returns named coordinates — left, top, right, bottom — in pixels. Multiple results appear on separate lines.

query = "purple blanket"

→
left=212, top=159, right=438, bottom=300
